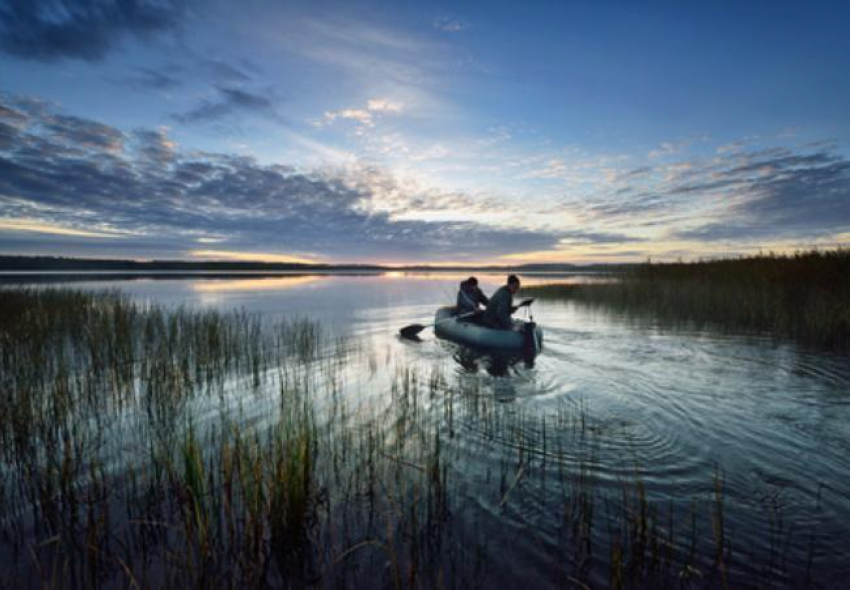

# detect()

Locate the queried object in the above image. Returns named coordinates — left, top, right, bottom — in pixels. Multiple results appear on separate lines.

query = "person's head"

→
left=467, top=276, right=478, bottom=287
left=507, top=274, right=520, bottom=294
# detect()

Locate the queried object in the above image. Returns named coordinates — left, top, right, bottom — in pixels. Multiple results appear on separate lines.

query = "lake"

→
left=1, top=271, right=848, bottom=588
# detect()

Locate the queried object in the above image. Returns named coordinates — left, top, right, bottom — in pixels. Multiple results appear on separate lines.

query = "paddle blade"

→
left=399, top=324, right=426, bottom=339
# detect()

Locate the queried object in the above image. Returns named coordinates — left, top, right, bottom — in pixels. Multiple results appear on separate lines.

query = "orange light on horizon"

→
left=189, top=249, right=321, bottom=265
left=0, top=218, right=128, bottom=239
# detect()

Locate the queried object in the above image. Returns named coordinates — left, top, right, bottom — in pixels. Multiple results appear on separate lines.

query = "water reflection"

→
left=2, top=273, right=849, bottom=587
left=449, top=345, right=540, bottom=404
left=452, top=345, right=536, bottom=377
left=191, top=274, right=327, bottom=292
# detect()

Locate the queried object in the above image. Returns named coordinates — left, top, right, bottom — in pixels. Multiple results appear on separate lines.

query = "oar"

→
left=400, top=299, right=535, bottom=340
left=509, top=298, right=535, bottom=313
left=399, top=311, right=476, bottom=339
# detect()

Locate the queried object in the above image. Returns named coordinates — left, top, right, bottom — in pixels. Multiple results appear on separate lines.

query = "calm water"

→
left=4, top=272, right=850, bottom=587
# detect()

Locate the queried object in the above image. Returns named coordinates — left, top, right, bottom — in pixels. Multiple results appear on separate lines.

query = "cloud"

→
left=565, top=141, right=850, bottom=247
left=323, top=108, right=374, bottom=127
left=282, top=15, right=455, bottom=90
left=0, top=103, right=28, bottom=127
left=175, top=85, right=284, bottom=124
left=122, top=66, right=182, bottom=90
left=525, top=158, right=569, bottom=180
left=673, top=151, right=850, bottom=241
left=117, top=54, right=259, bottom=92
left=616, top=166, right=653, bottom=180
left=44, top=114, right=126, bottom=153
left=433, top=17, right=468, bottom=32
left=558, top=231, right=646, bottom=245
left=0, top=217, right=128, bottom=238
left=0, top=0, right=186, bottom=62
left=189, top=249, right=317, bottom=264
left=133, top=127, right=176, bottom=164
left=0, top=103, right=30, bottom=149
left=0, top=96, right=563, bottom=262
left=716, top=141, right=745, bottom=155
left=410, top=144, right=450, bottom=162
left=323, top=98, right=403, bottom=128
left=198, top=57, right=252, bottom=84
left=365, top=99, right=403, bottom=113
left=648, top=141, right=682, bottom=159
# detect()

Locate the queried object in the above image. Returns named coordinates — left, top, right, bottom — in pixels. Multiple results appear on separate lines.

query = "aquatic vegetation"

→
left=0, top=287, right=837, bottom=587
left=524, top=248, right=850, bottom=348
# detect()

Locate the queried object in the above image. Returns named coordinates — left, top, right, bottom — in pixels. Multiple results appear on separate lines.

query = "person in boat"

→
left=482, top=274, right=521, bottom=330
left=456, top=276, right=489, bottom=321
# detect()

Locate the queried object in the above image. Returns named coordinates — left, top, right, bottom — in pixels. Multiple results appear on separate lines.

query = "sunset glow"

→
left=189, top=250, right=322, bottom=265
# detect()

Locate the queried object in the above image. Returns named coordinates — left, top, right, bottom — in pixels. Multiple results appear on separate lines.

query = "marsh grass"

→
left=0, top=287, right=828, bottom=587
left=525, top=248, right=850, bottom=349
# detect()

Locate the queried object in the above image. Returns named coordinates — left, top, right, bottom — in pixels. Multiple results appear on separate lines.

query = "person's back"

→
left=456, top=277, right=489, bottom=318
left=482, top=284, right=514, bottom=330
left=483, top=275, right=521, bottom=330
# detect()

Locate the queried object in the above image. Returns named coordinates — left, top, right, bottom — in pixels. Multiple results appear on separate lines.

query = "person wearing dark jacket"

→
left=482, top=275, right=521, bottom=330
left=456, top=276, right=489, bottom=320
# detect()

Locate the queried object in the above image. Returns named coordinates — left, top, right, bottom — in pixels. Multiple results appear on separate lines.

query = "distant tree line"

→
left=0, top=255, right=630, bottom=274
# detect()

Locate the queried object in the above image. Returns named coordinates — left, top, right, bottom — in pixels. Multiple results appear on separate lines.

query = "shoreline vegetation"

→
left=524, top=249, right=850, bottom=349
left=0, top=287, right=830, bottom=587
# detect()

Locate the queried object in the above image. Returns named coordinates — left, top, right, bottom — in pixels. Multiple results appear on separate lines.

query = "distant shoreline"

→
left=0, top=269, right=616, bottom=284
left=0, top=255, right=631, bottom=275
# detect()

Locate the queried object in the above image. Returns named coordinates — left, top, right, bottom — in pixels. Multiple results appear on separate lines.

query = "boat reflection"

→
left=452, top=346, right=536, bottom=375
left=451, top=345, right=537, bottom=402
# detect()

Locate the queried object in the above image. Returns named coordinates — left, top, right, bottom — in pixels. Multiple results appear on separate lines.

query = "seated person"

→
left=482, top=274, right=521, bottom=330
left=456, top=276, right=489, bottom=321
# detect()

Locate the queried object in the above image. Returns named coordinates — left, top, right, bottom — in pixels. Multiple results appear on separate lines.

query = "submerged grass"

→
left=525, top=248, right=850, bottom=349
left=0, top=286, right=835, bottom=587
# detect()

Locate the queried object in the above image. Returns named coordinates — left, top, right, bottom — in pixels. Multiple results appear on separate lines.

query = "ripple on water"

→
left=392, top=300, right=850, bottom=577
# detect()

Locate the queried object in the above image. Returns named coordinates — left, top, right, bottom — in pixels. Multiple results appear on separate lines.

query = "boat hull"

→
left=433, top=307, right=543, bottom=353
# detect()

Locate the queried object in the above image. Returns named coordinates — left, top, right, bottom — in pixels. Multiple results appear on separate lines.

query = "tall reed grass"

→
left=525, top=248, right=850, bottom=348
left=0, top=286, right=829, bottom=587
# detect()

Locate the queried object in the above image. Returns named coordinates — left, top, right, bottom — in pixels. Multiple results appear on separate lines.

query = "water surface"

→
left=3, top=271, right=848, bottom=587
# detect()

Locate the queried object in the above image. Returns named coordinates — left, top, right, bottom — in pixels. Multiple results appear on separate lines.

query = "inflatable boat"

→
left=433, top=306, right=543, bottom=353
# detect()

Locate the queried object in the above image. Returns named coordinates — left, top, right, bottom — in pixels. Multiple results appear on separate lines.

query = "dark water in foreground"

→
left=2, top=272, right=849, bottom=587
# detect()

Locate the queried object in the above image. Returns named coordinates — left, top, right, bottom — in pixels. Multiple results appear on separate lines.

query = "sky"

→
left=0, top=0, right=848, bottom=265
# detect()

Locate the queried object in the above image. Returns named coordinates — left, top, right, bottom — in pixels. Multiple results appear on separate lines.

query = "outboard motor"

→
left=521, top=303, right=541, bottom=357
left=522, top=321, right=539, bottom=356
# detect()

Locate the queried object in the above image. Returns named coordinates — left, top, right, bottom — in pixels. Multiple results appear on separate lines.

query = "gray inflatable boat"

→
left=433, top=306, right=543, bottom=353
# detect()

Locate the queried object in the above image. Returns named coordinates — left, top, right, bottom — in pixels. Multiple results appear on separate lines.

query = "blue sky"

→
left=0, top=0, right=848, bottom=264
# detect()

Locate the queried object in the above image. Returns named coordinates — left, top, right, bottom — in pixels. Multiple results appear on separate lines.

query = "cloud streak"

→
left=323, top=98, right=403, bottom=128
left=433, top=17, right=468, bottom=32
left=564, top=144, right=850, bottom=245
left=673, top=151, right=850, bottom=241
left=0, top=0, right=186, bottom=62
left=175, top=85, right=284, bottom=124
left=122, top=66, right=182, bottom=90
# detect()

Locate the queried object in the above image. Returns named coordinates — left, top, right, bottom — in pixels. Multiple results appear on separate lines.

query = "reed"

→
left=524, top=248, right=850, bottom=349
left=0, top=286, right=830, bottom=588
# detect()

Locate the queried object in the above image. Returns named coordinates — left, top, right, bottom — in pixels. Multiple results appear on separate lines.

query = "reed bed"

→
left=0, top=287, right=828, bottom=587
left=524, top=248, right=850, bottom=349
